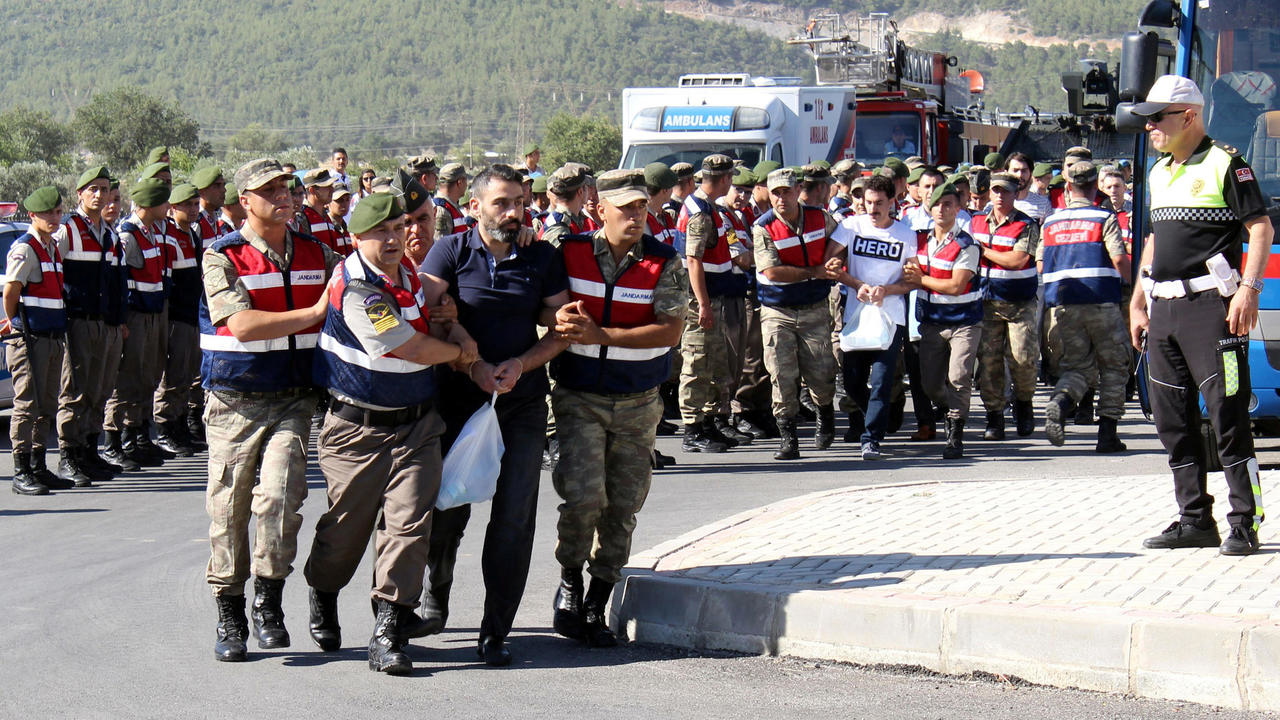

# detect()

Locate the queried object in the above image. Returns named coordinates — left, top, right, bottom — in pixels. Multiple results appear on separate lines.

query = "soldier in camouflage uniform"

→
left=549, top=169, right=687, bottom=648
left=200, top=159, right=340, bottom=663
left=1037, top=161, right=1130, bottom=453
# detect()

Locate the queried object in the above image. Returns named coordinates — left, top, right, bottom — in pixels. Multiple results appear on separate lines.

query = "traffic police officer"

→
left=1038, top=161, right=1130, bottom=453
left=1128, top=75, right=1275, bottom=556
left=549, top=169, right=687, bottom=648
left=5, top=187, right=69, bottom=495
left=304, top=192, right=474, bottom=675
left=200, top=158, right=339, bottom=662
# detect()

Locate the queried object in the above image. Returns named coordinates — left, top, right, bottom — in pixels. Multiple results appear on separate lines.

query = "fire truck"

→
left=619, top=13, right=995, bottom=170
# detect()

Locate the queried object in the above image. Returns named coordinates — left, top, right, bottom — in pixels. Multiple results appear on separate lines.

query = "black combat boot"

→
left=10, top=452, right=49, bottom=496
left=650, top=448, right=677, bottom=470
left=797, top=390, right=818, bottom=422
left=180, top=413, right=207, bottom=450
left=553, top=567, right=585, bottom=640
left=251, top=577, right=290, bottom=649
left=843, top=410, right=865, bottom=443
left=187, top=411, right=207, bottom=444
left=368, top=599, right=412, bottom=675
left=308, top=587, right=341, bottom=651
left=1095, top=416, right=1127, bottom=454
left=542, top=434, right=559, bottom=472
left=1044, top=392, right=1075, bottom=447
left=102, top=430, right=140, bottom=472
left=681, top=423, right=727, bottom=453
left=154, top=421, right=196, bottom=457
left=1074, top=390, right=1096, bottom=425
left=1013, top=400, right=1035, bottom=437
left=581, top=577, right=618, bottom=648
left=137, top=421, right=173, bottom=461
left=942, top=417, right=965, bottom=460
left=713, top=415, right=752, bottom=445
left=733, top=413, right=770, bottom=440
left=982, top=411, right=1005, bottom=441
left=122, top=427, right=161, bottom=468
left=214, top=594, right=249, bottom=662
left=403, top=587, right=448, bottom=639
left=703, top=416, right=739, bottom=448
left=814, top=405, right=835, bottom=449
left=54, top=446, right=90, bottom=488
left=81, top=434, right=117, bottom=480
left=31, top=449, right=67, bottom=489
left=774, top=417, right=800, bottom=460
left=656, top=418, right=679, bottom=436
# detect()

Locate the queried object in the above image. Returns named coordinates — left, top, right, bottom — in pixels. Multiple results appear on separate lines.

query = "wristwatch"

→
left=1242, top=276, right=1264, bottom=293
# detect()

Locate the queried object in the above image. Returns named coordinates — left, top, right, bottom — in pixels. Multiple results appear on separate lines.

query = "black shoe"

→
left=30, top=450, right=64, bottom=490
left=581, top=578, right=618, bottom=648
left=1044, top=392, right=1073, bottom=447
left=655, top=419, right=679, bottom=436
left=55, top=447, right=91, bottom=488
left=1095, top=416, right=1127, bottom=454
left=814, top=405, right=835, bottom=450
left=122, top=427, right=162, bottom=468
left=102, top=431, right=140, bottom=472
left=843, top=412, right=865, bottom=444
left=308, top=588, right=341, bottom=651
left=402, top=591, right=447, bottom=639
left=477, top=635, right=513, bottom=666
left=650, top=448, right=677, bottom=470
left=796, top=398, right=817, bottom=423
left=942, top=417, right=964, bottom=460
left=682, top=423, right=728, bottom=453
left=733, top=413, right=770, bottom=440
left=369, top=600, right=412, bottom=675
left=1220, top=525, right=1261, bottom=556
left=155, top=423, right=196, bottom=457
left=714, top=415, right=752, bottom=446
left=187, top=412, right=207, bottom=444
left=80, top=436, right=117, bottom=481
left=702, top=417, right=739, bottom=448
left=981, top=411, right=1005, bottom=441
left=1142, top=521, right=1222, bottom=549
left=1013, top=400, right=1035, bottom=437
left=136, top=423, right=174, bottom=461
left=10, top=452, right=49, bottom=496
left=179, top=414, right=207, bottom=450
left=251, top=577, right=290, bottom=649
left=553, top=568, right=585, bottom=640
left=774, top=417, right=799, bottom=461
left=542, top=436, right=560, bottom=472
left=214, top=594, right=249, bottom=662
left=1074, top=391, right=1096, bottom=425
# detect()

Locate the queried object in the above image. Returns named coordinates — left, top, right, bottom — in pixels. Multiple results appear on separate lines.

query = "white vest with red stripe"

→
left=14, top=233, right=67, bottom=335
left=753, top=206, right=832, bottom=308
left=916, top=228, right=982, bottom=326
left=969, top=209, right=1038, bottom=302
left=552, top=233, right=676, bottom=394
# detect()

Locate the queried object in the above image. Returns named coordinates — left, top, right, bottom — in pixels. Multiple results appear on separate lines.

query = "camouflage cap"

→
left=77, top=165, right=111, bottom=191
left=348, top=192, right=405, bottom=235
left=801, top=163, right=834, bottom=184
left=850, top=176, right=868, bottom=193
left=732, top=166, right=755, bottom=187
left=168, top=182, right=199, bottom=205
left=937, top=165, right=954, bottom=175
left=531, top=175, right=548, bottom=194
left=391, top=169, right=429, bottom=213
left=1064, top=160, right=1098, bottom=185
left=832, top=158, right=861, bottom=179
left=1064, top=145, right=1092, bottom=162
left=596, top=168, right=649, bottom=206
left=928, top=179, right=962, bottom=207
left=303, top=167, right=336, bottom=188
left=439, top=163, right=468, bottom=184
left=766, top=167, right=799, bottom=191
left=643, top=162, right=679, bottom=191
left=548, top=163, right=590, bottom=195
left=332, top=185, right=352, bottom=201
left=191, top=166, right=224, bottom=190
left=406, top=154, right=438, bottom=175
left=146, top=146, right=169, bottom=164
left=904, top=155, right=925, bottom=170
left=983, top=151, right=1005, bottom=170
left=233, top=158, right=291, bottom=194
left=1032, top=162, right=1054, bottom=177
left=23, top=185, right=61, bottom=213
left=138, top=162, right=171, bottom=181
left=224, top=185, right=239, bottom=206
left=883, top=157, right=909, bottom=179
left=701, top=153, right=734, bottom=177
left=522, top=142, right=540, bottom=157
left=370, top=176, right=393, bottom=192
left=130, top=178, right=171, bottom=208
left=990, top=172, right=1020, bottom=193
left=751, top=161, right=781, bottom=182
left=670, top=162, right=696, bottom=180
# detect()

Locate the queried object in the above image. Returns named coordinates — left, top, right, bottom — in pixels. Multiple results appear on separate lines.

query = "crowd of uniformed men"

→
left=1, top=81, right=1259, bottom=673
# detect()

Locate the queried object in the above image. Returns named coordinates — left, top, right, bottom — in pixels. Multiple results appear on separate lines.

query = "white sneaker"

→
left=861, top=442, right=882, bottom=460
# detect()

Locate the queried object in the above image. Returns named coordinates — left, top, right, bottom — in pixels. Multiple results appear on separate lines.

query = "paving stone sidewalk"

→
left=615, top=473, right=1280, bottom=713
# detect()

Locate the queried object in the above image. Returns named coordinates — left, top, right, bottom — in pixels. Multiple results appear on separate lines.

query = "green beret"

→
left=644, top=162, right=678, bottom=191
left=810, top=159, right=831, bottom=170
left=349, top=192, right=405, bottom=235
left=138, top=162, right=170, bottom=182
left=928, top=179, right=961, bottom=207
left=286, top=175, right=301, bottom=190
left=146, top=146, right=169, bottom=164
left=883, top=157, right=909, bottom=178
left=168, top=183, right=199, bottom=205
left=191, top=166, right=224, bottom=190
left=1049, top=174, right=1066, bottom=188
left=131, top=178, right=171, bottom=208
left=23, top=186, right=61, bottom=213
left=906, top=166, right=925, bottom=184
left=732, top=167, right=755, bottom=187
left=522, top=142, right=540, bottom=157
left=983, top=151, right=1005, bottom=170
left=531, top=175, right=548, bottom=194
left=752, top=161, right=781, bottom=182
left=108, top=177, right=120, bottom=191
left=224, top=185, right=240, bottom=206
left=77, top=165, right=111, bottom=191
left=1032, top=162, right=1054, bottom=177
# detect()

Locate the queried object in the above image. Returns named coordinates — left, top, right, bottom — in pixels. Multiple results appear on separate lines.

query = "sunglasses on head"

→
left=1146, top=108, right=1188, bottom=123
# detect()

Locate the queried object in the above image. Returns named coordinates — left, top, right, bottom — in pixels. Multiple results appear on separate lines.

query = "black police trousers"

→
left=1148, top=291, right=1262, bottom=530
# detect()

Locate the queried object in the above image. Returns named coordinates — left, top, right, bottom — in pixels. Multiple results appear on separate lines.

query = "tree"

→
left=225, top=123, right=289, bottom=154
left=542, top=113, right=623, bottom=172
left=0, top=107, right=74, bottom=166
left=72, top=87, right=206, bottom=169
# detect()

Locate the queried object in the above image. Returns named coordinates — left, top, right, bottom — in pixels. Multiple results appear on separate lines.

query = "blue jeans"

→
left=841, top=325, right=906, bottom=445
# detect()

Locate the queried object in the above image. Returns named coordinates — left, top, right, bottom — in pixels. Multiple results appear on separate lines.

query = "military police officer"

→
left=433, top=163, right=472, bottom=238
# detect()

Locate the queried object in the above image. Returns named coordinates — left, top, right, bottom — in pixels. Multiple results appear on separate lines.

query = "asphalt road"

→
left=0, top=405, right=1272, bottom=719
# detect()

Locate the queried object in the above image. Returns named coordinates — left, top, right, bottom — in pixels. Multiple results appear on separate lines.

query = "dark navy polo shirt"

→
left=421, top=228, right=567, bottom=398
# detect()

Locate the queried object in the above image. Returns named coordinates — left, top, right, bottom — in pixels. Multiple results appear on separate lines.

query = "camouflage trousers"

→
left=1047, top=303, right=1129, bottom=420
left=978, top=298, right=1040, bottom=411
left=205, top=390, right=315, bottom=597
left=552, top=385, right=663, bottom=585
left=762, top=301, right=835, bottom=419
left=679, top=296, right=745, bottom=423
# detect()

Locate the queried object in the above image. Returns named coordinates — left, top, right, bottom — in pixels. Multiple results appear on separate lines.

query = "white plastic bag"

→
left=840, top=300, right=895, bottom=352
left=436, top=392, right=505, bottom=510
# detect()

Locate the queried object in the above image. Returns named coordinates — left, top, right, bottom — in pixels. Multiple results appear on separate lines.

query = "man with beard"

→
left=412, top=164, right=570, bottom=665
left=1007, top=152, right=1051, bottom=221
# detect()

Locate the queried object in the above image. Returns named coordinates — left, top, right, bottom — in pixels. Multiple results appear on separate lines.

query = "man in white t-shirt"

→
left=825, top=174, right=919, bottom=459
left=1007, top=152, right=1051, bottom=221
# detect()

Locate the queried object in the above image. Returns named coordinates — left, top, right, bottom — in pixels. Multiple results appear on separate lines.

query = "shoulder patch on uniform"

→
left=364, top=301, right=398, bottom=334
left=362, top=293, right=382, bottom=307
left=1236, top=167, right=1255, bottom=183
left=1212, top=140, right=1241, bottom=156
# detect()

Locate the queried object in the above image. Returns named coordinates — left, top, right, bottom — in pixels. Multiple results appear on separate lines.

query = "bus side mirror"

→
left=1138, top=0, right=1179, bottom=28
left=1062, top=72, right=1084, bottom=116
left=1119, top=32, right=1159, bottom=102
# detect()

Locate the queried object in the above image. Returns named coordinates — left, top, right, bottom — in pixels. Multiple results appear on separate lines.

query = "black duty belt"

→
left=328, top=397, right=435, bottom=428
left=211, top=388, right=315, bottom=402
